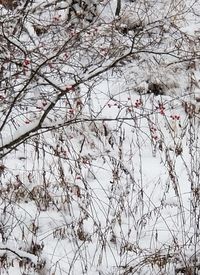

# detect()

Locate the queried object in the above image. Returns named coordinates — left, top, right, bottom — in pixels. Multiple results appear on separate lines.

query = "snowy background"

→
left=1, top=0, right=200, bottom=274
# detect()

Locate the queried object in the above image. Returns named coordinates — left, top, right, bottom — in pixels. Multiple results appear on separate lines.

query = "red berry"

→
left=69, top=109, right=74, bottom=114
left=23, top=59, right=30, bottom=66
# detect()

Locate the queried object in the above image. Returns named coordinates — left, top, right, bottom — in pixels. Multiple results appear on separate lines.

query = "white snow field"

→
left=1, top=0, right=200, bottom=274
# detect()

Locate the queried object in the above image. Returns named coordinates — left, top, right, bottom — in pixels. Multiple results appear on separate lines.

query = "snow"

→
left=0, top=244, right=38, bottom=264
left=0, top=120, right=39, bottom=148
left=1, top=0, right=200, bottom=274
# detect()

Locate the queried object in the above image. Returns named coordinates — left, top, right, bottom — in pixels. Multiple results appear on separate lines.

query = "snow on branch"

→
left=0, top=244, right=38, bottom=263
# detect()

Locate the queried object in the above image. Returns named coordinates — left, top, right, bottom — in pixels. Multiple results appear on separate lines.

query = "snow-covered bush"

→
left=1, top=0, right=200, bottom=274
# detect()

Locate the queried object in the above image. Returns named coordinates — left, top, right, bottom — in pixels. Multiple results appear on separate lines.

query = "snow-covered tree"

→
left=1, top=0, right=200, bottom=274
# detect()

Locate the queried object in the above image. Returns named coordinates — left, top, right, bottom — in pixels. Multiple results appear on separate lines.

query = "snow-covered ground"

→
left=1, top=0, right=200, bottom=274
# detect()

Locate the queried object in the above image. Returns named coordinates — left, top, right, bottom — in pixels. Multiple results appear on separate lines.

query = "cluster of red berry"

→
left=134, top=99, right=143, bottom=108
left=170, top=115, right=180, bottom=120
left=156, top=103, right=165, bottom=115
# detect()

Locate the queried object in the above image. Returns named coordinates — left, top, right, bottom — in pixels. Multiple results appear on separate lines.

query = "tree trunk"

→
left=115, top=0, right=121, bottom=16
